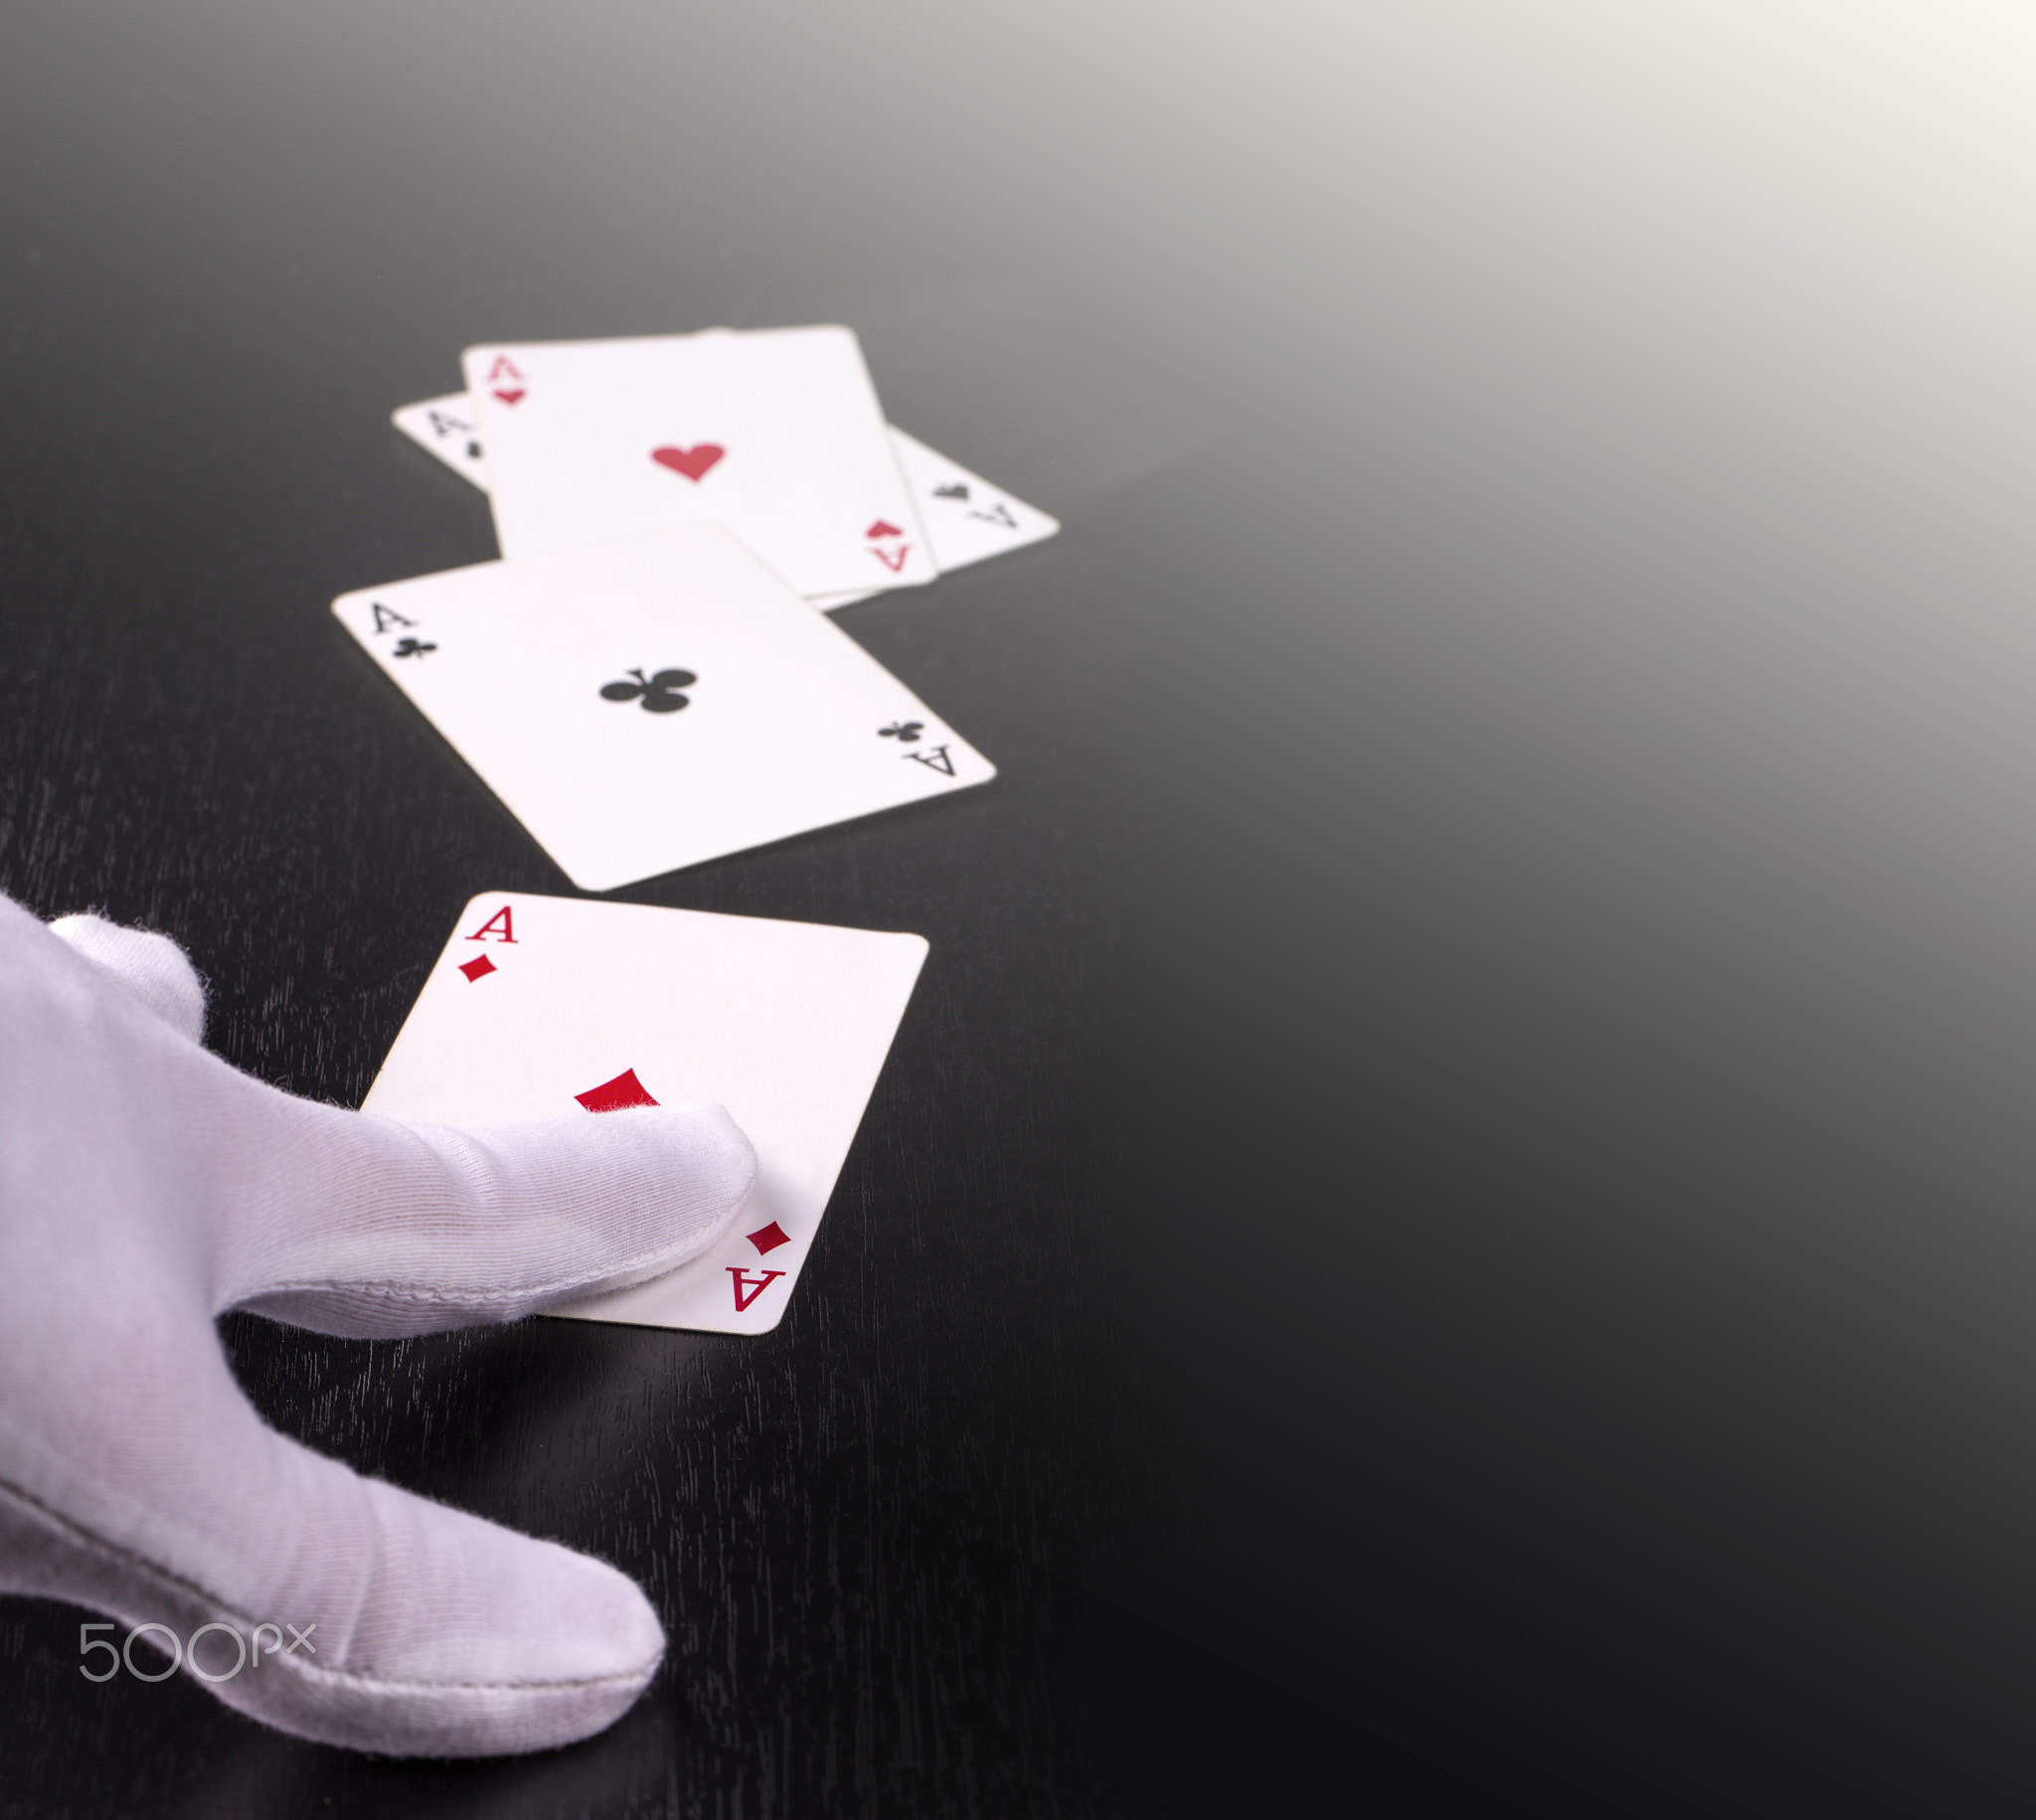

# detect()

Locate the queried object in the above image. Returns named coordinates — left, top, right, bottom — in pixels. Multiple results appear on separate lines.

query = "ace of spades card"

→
left=331, top=526, right=994, bottom=893
left=391, top=395, right=489, bottom=488
left=462, top=326, right=937, bottom=597
left=360, top=893, right=929, bottom=1334
left=805, top=427, right=1063, bottom=609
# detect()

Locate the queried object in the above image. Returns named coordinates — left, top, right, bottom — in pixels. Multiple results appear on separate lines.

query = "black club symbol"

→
left=392, top=637, right=436, bottom=659
left=878, top=721, right=924, bottom=744
left=601, top=667, right=698, bottom=714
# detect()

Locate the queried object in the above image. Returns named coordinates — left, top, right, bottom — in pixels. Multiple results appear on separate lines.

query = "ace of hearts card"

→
left=462, top=326, right=936, bottom=597
left=393, top=393, right=1060, bottom=610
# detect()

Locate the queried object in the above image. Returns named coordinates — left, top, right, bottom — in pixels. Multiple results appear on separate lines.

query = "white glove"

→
left=0, top=895, right=757, bottom=1756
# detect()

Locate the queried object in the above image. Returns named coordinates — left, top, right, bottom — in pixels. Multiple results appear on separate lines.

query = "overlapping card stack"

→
left=345, top=323, right=1058, bottom=893
left=343, top=325, right=1057, bottom=1333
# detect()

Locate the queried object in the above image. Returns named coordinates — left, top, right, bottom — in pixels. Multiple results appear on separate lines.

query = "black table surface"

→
left=10, top=5, right=2036, bottom=1816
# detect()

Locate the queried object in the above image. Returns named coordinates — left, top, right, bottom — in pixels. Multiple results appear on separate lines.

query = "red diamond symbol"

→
left=746, top=1221, right=790, bottom=1255
left=458, top=955, right=497, bottom=983
left=574, top=1068, right=660, bottom=1113
left=865, top=518, right=904, bottom=540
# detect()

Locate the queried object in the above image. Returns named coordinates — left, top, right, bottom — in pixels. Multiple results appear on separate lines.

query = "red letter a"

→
left=465, top=906, right=516, bottom=943
left=728, top=1268, right=786, bottom=1313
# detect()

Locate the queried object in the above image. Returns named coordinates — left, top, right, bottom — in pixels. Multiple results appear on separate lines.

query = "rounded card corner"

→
left=454, top=888, right=519, bottom=922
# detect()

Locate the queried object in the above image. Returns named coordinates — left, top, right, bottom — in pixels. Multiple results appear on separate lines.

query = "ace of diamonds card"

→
left=331, top=526, right=994, bottom=893
left=361, top=893, right=929, bottom=1334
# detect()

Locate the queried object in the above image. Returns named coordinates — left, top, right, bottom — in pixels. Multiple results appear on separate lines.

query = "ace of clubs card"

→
left=330, top=526, right=995, bottom=893
left=360, top=893, right=929, bottom=1334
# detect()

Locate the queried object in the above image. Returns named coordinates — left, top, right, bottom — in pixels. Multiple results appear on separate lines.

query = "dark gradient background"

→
left=6, top=4, right=2036, bottom=1815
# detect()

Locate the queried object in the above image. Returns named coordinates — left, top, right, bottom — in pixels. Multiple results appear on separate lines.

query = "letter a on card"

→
left=465, top=906, right=517, bottom=943
left=728, top=1268, right=785, bottom=1312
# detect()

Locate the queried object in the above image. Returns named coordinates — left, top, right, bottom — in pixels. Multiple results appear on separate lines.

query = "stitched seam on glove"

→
left=246, top=1235, right=742, bottom=1305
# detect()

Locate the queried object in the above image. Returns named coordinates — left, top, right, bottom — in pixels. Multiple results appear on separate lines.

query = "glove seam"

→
left=234, top=1208, right=752, bottom=1309
left=245, top=1254, right=713, bottom=1307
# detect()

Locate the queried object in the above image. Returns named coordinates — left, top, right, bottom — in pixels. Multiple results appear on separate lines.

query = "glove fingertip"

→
left=48, top=913, right=208, bottom=1045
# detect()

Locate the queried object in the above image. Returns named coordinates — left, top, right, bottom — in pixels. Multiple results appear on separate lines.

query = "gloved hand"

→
left=0, top=895, right=757, bottom=1756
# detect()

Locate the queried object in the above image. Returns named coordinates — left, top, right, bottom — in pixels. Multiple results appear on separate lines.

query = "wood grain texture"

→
left=51, top=5, right=2036, bottom=1817
left=0, top=6, right=1518, bottom=1815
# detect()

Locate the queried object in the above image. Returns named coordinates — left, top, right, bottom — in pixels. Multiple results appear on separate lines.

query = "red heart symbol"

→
left=493, top=387, right=526, bottom=407
left=865, top=518, right=904, bottom=540
left=651, top=443, right=725, bottom=482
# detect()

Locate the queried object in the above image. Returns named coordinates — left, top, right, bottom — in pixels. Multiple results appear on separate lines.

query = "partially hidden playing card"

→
left=332, top=527, right=994, bottom=892
left=462, top=327, right=936, bottom=596
left=886, top=425, right=1059, bottom=574
left=393, top=396, right=1060, bottom=612
left=392, top=395, right=489, bottom=489
left=360, top=892, right=929, bottom=1334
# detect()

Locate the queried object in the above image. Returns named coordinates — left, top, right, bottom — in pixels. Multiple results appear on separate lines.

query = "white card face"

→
left=394, top=395, right=1060, bottom=610
left=887, top=425, right=1060, bottom=571
left=331, top=527, right=995, bottom=892
left=461, top=327, right=937, bottom=596
left=360, top=893, right=928, bottom=1334
left=390, top=396, right=490, bottom=488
